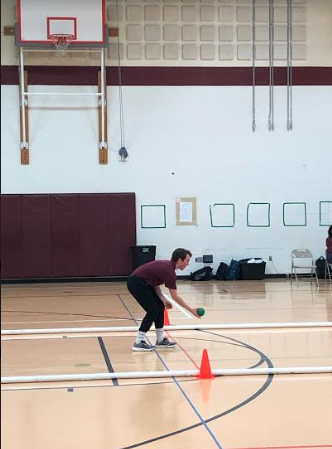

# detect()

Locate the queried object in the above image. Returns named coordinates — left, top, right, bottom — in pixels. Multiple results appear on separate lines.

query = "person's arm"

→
left=169, top=288, right=200, bottom=318
left=155, top=285, right=173, bottom=309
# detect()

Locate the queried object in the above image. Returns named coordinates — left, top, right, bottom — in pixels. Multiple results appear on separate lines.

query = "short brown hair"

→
left=171, top=248, right=192, bottom=262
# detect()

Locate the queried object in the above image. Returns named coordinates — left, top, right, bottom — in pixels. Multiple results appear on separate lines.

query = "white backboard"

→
left=17, top=0, right=106, bottom=46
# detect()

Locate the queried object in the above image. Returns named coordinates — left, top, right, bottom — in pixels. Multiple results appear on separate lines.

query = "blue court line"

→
left=118, top=294, right=223, bottom=449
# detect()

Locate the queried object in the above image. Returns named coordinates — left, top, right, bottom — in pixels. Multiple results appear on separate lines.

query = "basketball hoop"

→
left=50, top=33, right=74, bottom=56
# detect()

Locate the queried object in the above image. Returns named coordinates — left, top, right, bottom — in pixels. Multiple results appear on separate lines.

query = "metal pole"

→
left=2, top=366, right=332, bottom=384
left=268, top=0, right=275, bottom=131
left=22, top=92, right=103, bottom=97
left=19, top=48, right=28, bottom=148
left=163, top=293, right=193, bottom=318
left=2, top=321, right=331, bottom=336
left=287, top=0, right=293, bottom=131
left=252, top=0, right=256, bottom=132
left=100, top=48, right=106, bottom=148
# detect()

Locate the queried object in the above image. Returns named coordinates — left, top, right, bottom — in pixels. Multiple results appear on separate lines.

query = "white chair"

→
left=325, top=251, right=332, bottom=283
left=291, top=249, right=319, bottom=286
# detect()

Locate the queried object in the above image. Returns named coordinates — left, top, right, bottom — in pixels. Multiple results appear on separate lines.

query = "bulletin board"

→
left=176, top=197, right=197, bottom=226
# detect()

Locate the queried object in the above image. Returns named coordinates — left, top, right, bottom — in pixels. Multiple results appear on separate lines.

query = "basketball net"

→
left=50, top=34, right=74, bottom=56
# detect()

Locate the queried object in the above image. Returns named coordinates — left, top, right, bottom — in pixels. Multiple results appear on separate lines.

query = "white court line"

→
left=163, top=292, right=193, bottom=319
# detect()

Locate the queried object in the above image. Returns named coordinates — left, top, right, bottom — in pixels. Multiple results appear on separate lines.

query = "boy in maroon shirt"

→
left=127, top=248, right=200, bottom=351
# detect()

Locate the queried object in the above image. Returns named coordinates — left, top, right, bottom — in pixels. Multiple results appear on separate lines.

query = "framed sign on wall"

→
left=176, top=197, right=197, bottom=226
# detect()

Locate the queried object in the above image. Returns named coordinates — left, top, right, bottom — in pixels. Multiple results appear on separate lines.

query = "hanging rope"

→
left=252, top=0, right=256, bottom=133
left=268, top=0, right=275, bottom=131
left=287, top=0, right=293, bottom=131
left=116, top=0, right=128, bottom=160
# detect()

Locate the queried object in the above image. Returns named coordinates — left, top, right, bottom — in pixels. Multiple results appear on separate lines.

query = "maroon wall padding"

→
left=108, top=194, right=137, bottom=275
left=79, top=194, right=109, bottom=277
left=22, top=195, right=52, bottom=278
left=1, top=193, right=136, bottom=279
left=2, top=66, right=332, bottom=86
left=1, top=195, right=24, bottom=279
left=51, top=195, right=81, bottom=277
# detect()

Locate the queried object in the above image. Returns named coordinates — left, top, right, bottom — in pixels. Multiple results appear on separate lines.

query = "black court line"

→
left=117, top=294, right=225, bottom=449
left=97, top=337, right=119, bottom=386
left=115, top=325, right=274, bottom=449
left=119, top=335, right=274, bottom=449
left=2, top=309, right=135, bottom=320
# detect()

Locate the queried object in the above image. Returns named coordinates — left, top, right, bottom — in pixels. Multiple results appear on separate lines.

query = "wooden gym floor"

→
left=1, top=279, right=332, bottom=449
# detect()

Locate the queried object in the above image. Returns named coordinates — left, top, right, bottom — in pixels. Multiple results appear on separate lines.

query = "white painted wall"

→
left=2, top=84, right=332, bottom=275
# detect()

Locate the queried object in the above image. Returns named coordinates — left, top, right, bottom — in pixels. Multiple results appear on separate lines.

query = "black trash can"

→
left=239, top=258, right=266, bottom=280
left=131, top=245, right=156, bottom=270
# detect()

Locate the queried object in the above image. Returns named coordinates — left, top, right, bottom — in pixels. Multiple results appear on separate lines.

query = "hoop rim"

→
left=50, top=33, right=75, bottom=55
left=50, top=33, right=75, bottom=40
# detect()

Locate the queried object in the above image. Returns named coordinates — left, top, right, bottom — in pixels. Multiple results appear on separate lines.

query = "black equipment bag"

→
left=316, top=256, right=326, bottom=278
left=190, top=266, right=213, bottom=281
left=216, top=262, right=229, bottom=281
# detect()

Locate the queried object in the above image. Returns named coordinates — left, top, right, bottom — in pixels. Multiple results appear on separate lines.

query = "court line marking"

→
left=113, top=322, right=275, bottom=449
left=2, top=319, right=131, bottom=325
left=230, top=446, right=332, bottom=449
left=165, top=330, right=200, bottom=369
left=118, top=294, right=223, bottom=449
left=97, top=337, right=119, bottom=386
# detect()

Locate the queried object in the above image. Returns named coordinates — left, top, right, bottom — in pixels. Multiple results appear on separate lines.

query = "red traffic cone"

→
left=197, top=349, right=214, bottom=379
left=164, top=308, right=171, bottom=326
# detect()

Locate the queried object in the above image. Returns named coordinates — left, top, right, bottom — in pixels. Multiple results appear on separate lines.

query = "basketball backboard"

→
left=16, top=0, right=107, bottom=47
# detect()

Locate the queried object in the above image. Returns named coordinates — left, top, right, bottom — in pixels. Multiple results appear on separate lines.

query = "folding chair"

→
left=325, top=251, right=332, bottom=283
left=291, top=249, right=319, bottom=286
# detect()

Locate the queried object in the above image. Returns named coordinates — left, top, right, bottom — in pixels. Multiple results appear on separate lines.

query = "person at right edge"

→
left=127, top=248, right=200, bottom=352
left=326, top=225, right=332, bottom=264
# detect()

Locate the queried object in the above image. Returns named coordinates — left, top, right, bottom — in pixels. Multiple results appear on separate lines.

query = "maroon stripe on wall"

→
left=1, top=65, right=332, bottom=86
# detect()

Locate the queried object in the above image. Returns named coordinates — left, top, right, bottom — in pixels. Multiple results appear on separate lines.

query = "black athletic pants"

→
left=127, top=275, right=165, bottom=332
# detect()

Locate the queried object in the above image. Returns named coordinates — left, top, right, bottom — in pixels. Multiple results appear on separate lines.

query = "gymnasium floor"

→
left=1, top=279, right=332, bottom=449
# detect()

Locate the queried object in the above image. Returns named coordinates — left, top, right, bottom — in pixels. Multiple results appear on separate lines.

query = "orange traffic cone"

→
left=164, top=308, right=171, bottom=326
left=197, top=349, right=214, bottom=379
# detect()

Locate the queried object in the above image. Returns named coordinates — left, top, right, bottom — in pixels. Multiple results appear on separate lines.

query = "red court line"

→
left=165, top=330, right=200, bottom=370
left=228, top=445, right=332, bottom=449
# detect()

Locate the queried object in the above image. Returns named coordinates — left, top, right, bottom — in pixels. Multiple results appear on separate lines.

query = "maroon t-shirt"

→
left=327, top=237, right=332, bottom=257
left=132, top=260, right=177, bottom=289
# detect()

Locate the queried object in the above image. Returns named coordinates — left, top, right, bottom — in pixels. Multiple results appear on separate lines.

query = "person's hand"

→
left=164, top=300, right=173, bottom=309
left=190, top=307, right=201, bottom=318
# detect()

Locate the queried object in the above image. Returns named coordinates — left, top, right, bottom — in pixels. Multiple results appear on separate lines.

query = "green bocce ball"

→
left=197, top=307, right=205, bottom=317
